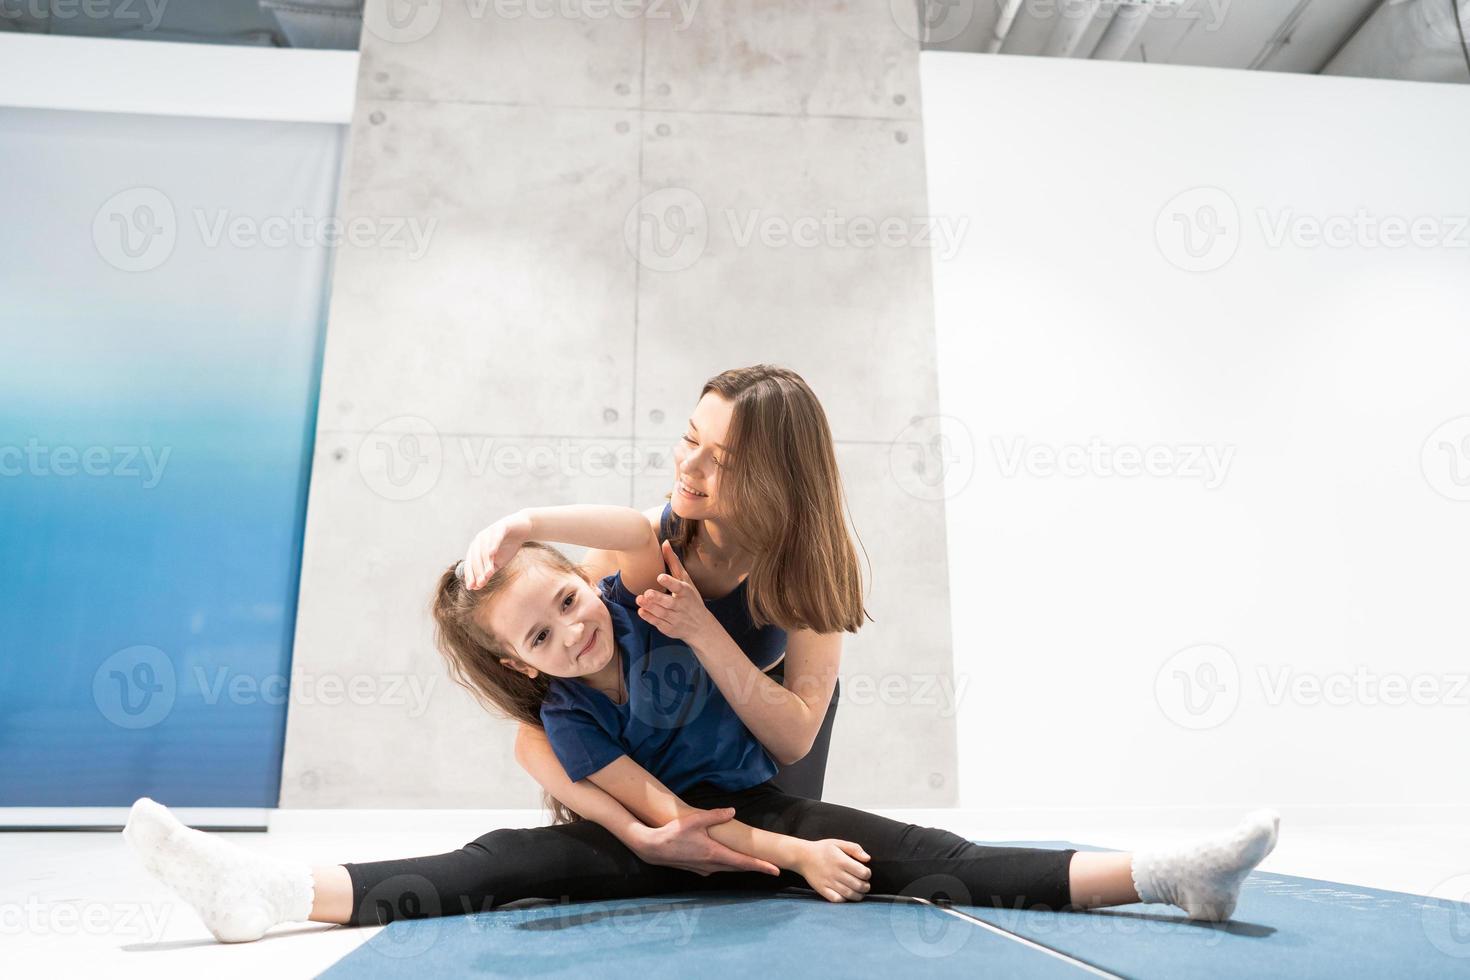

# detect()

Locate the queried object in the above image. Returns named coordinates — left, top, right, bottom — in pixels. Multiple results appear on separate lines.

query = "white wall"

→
left=922, top=53, right=1470, bottom=823
left=0, top=34, right=356, bottom=122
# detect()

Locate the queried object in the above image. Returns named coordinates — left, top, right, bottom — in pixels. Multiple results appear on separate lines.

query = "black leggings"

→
left=344, top=781, right=1075, bottom=926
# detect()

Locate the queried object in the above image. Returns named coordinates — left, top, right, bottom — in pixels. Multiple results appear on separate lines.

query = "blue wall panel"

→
left=0, top=107, right=343, bottom=806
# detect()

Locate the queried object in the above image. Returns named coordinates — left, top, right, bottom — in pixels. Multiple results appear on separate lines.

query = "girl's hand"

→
left=791, top=838, right=872, bottom=903
left=463, top=512, right=534, bottom=589
left=636, top=541, right=718, bottom=643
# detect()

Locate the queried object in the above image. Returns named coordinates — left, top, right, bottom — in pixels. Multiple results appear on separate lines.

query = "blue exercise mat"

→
left=322, top=844, right=1470, bottom=978
left=320, top=890, right=1085, bottom=978
left=961, top=841, right=1470, bottom=979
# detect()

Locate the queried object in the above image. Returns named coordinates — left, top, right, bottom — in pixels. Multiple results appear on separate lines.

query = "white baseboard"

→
left=0, top=807, right=268, bottom=830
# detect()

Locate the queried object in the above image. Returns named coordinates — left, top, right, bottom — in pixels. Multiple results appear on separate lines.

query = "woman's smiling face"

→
left=478, top=561, right=614, bottom=680
left=671, top=392, right=734, bottom=520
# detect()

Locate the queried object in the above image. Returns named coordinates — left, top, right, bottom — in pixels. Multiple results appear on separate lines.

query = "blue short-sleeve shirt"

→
left=538, top=572, right=778, bottom=795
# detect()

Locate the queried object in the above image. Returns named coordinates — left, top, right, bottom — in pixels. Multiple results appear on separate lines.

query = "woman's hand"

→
left=790, top=838, right=872, bottom=903
left=635, top=541, right=719, bottom=642
left=625, top=807, right=781, bottom=877
left=463, top=511, right=534, bottom=589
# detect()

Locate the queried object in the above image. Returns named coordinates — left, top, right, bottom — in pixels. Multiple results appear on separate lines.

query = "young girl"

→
left=124, top=504, right=1279, bottom=942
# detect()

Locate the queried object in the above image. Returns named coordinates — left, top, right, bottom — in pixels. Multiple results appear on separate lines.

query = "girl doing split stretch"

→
left=122, top=367, right=1279, bottom=943
left=125, top=510, right=1279, bottom=941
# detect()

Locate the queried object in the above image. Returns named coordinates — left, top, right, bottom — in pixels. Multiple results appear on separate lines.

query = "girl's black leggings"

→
left=344, top=781, right=1075, bottom=926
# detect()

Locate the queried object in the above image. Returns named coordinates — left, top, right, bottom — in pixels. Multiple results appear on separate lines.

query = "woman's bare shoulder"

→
left=640, top=502, right=667, bottom=531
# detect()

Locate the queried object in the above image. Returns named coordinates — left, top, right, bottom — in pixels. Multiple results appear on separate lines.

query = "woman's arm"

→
left=514, top=724, right=781, bottom=876
left=464, top=505, right=664, bottom=593
left=636, top=542, right=843, bottom=766
left=586, top=756, right=871, bottom=902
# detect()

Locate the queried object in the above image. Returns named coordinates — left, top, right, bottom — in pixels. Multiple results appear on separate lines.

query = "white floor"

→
left=6, top=809, right=1467, bottom=979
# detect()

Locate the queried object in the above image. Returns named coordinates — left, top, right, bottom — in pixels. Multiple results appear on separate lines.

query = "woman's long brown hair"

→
left=668, top=364, right=869, bottom=634
left=431, top=543, right=582, bottom=824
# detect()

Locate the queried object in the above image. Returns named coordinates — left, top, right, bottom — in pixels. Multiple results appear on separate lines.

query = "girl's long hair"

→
left=668, top=364, right=869, bottom=634
left=431, top=542, right=582, bottom=824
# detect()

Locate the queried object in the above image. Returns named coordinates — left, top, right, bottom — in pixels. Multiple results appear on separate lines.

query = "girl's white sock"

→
left=123, top=797, right=315, bottom=943
left=1130, top=809, right=1280, bottom=921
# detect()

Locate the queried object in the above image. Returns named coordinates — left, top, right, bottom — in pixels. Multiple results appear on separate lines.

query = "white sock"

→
left=1129, top=809, right=1280, bottom=921
left=123, top=797, right=315, bottom=943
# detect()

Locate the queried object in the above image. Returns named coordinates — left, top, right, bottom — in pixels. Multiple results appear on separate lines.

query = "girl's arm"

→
left=463, top=505, right=664, bottom=594
left=586, top=755, right=871, bottom=903
left=637, top=542, right=843, bottom=766
left=513, top=724, right=780, bottom=876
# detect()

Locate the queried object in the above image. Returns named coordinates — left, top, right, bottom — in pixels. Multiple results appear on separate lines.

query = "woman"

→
left=509, top=364, right=855, bottom=832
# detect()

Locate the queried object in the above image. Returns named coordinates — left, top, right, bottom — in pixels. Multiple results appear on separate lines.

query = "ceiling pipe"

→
left=1090, top=0, right=1157, bottom=60
left=1042, top=0, right=1103, bottom=57
left=259, top=0, right=363, bottom=50
left=1323, top=0, right=1470, bottom=82
left=987, top=0, right=1030, bottom=53
left=1249, top=0, right=1317, bottom=70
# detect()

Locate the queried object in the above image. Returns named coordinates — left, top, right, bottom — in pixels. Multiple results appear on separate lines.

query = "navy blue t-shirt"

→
left=539, top=572, right=779, bottom=794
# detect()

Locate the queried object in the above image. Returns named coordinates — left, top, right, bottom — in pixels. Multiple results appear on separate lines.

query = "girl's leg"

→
left=717, top=785, right=1279, bottom=920
left=125, top=797, right=786, bottom=942
left=707, top=785, right=1076, bottom=910
left=309, top=865, right=353, bottom=924
left=340, top=818, right=784, bottom=927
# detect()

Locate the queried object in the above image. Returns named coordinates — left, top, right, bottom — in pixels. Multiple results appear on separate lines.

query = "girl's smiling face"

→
left=671, top=392, right=734, bottom=519
left=479, top=562, right=614, bottom=680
